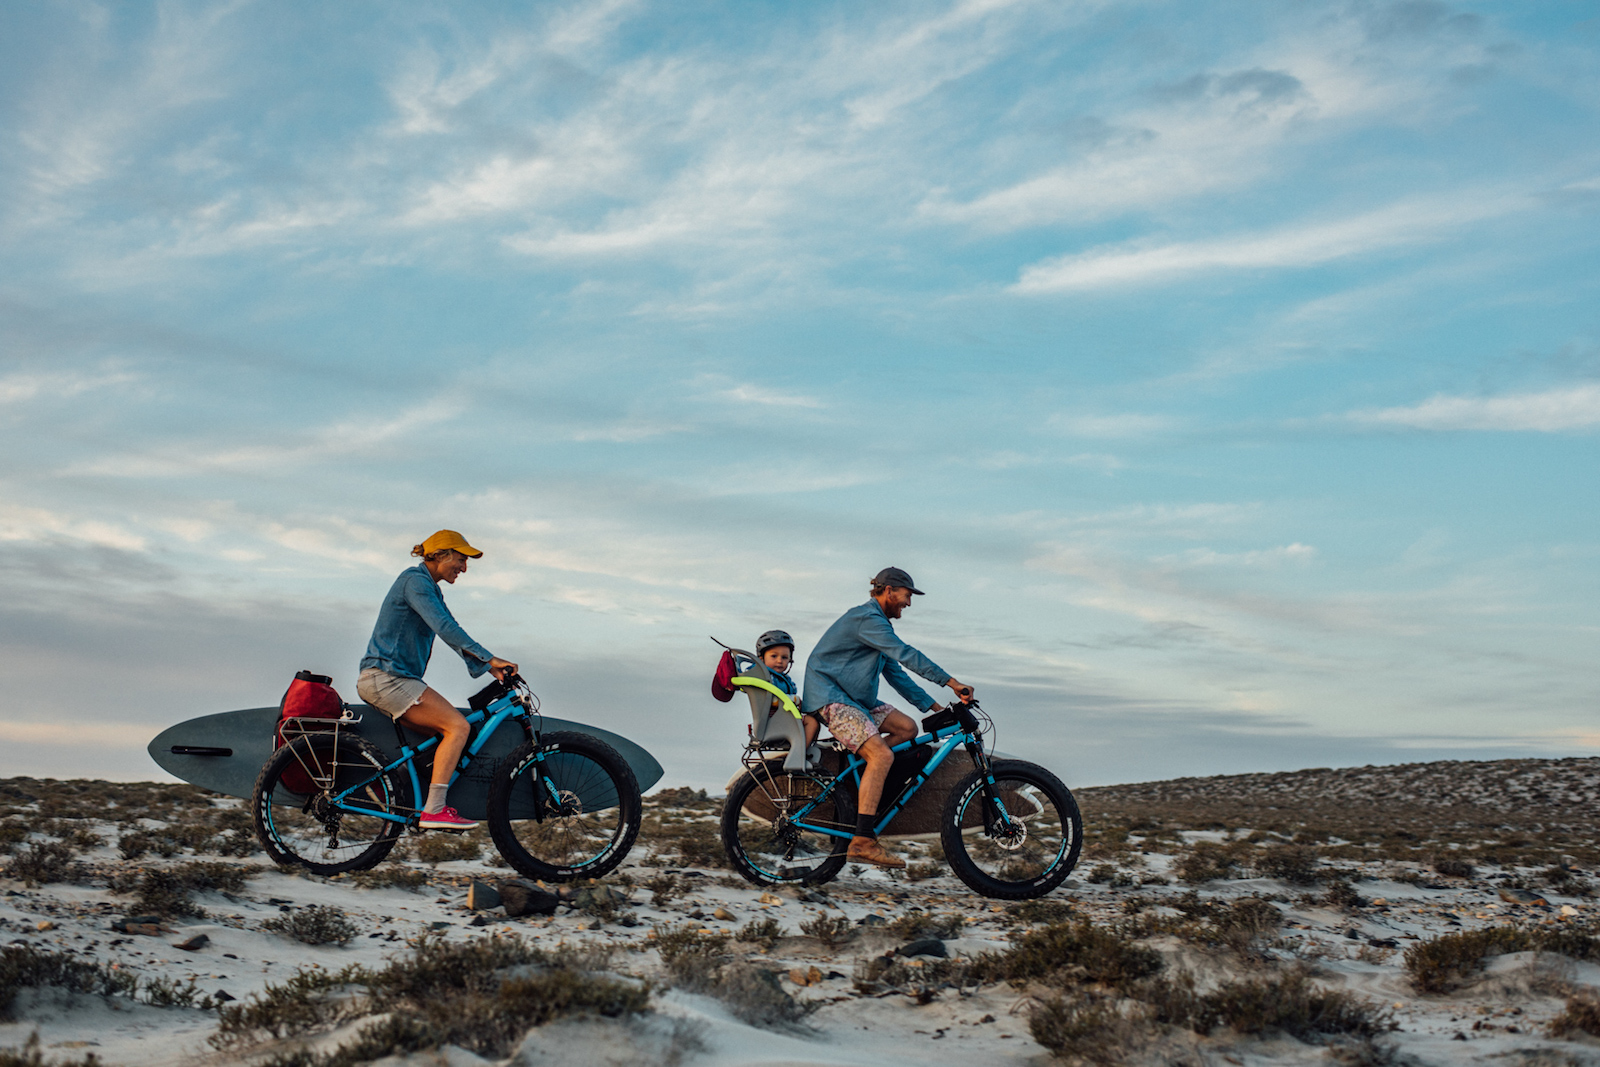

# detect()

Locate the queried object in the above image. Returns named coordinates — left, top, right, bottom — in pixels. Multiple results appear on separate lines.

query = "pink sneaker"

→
left=419, top=806, right=478, bottom=831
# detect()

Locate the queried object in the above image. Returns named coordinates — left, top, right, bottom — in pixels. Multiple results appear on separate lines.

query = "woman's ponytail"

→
left=411, top=544, right=426, bottom=558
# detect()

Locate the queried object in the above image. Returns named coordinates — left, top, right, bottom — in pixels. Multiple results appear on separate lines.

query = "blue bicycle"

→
left=251, top=674, right=640, bottom=880
left=721, top=699, right=1082, bottom=899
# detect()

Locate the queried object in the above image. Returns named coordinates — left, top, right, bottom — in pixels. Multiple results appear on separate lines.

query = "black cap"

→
left=871, top=566, right=924, bottom=594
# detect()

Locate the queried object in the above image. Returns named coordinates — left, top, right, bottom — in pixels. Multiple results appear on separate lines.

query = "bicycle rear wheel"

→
left=721, top=764, right=851, bottom=887
left=940, top=759, right=1081, bottom=899
left=252, top=734, right=409, bottom=875
left=486, top=731, right=641, bottom=882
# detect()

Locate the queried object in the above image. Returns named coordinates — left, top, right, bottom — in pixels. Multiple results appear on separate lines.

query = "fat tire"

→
left=940, top=759, right=1082, bottom=900
left=251, top=734, right=409, bottom=875
left=721, top=767, right=851, bottom=887
left=486, top=731, right=640, bottom=882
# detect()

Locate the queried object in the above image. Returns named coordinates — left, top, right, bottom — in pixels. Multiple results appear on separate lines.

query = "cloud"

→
left=0, top=504, right=147, bottom=552
left=1013, top=193, right=1519, bottom=292
left=1349, top=383, right=1600, bottom=432
left=713, top=384, right=823, bottom=409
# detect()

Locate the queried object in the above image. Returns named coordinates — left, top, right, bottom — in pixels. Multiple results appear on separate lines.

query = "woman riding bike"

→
left=356, top=530, right=518, bottom=831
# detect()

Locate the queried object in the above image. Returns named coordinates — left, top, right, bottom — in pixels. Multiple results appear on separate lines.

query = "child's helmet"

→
left=756, top=630, right=794, bottom=655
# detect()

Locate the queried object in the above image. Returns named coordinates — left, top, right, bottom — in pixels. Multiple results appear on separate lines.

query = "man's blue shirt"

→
left=360, top=564, right=494, bottom=681
left=802, top=599, right=950, bottom=715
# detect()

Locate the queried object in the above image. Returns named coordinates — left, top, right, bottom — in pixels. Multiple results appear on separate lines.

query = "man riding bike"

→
left=801, top=566, right=974, bottom=868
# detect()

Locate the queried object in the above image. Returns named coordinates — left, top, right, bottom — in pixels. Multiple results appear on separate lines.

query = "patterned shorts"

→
left=815, top=702, right=896, bottom=754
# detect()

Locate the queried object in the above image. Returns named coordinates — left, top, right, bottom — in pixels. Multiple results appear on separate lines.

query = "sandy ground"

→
left=4, top=808, right=1600, bottom=1066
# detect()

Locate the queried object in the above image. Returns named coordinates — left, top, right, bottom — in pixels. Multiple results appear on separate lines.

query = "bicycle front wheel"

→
left=721, top=764, right=851, bottom=887
left=251, top=734, right=410, bottom=875
left=940, top=759, right=1082, bottom=899
left=486, top=731, right=640, bottom=882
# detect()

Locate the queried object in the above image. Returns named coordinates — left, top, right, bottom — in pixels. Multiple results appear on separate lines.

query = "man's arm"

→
left=881, top=657, right=937, bottom=712
left=402, top=574, right=496, bottom=678
left=856, top=612, right=951, bottom=686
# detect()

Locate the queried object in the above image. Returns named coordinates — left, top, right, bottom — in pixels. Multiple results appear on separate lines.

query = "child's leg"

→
left=803, top=714, right=820, bottom=749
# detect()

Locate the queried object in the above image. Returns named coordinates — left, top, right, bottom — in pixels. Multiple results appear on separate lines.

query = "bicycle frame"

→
left=321, top=690, right=539, bottom=826
left=780, top=716, right=1018, bottom=840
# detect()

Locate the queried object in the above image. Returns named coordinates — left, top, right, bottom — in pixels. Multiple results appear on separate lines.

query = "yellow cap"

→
left=420, top=530, right=483, bottom=558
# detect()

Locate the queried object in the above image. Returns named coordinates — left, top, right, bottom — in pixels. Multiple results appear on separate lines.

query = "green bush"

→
left=1404, top=924, right=1600, bottom=993
left=887, top=912, right=963, bottom=940
left=0, top=1032, right=106, bottom=1067
left=1255, top=844, right=1321, bottom=885
left=799, top=913, right=854, bottom=949
left=1549, top=990, right=1600, bottom=1038
left=412, top=832, right=481, bottom=866
left=735, top=917, right=783, bottom=951
left=969, top=919, right=1162, bottom=989
left=0, top=946, right=137, bottom=1021
left=1029, top=995, right=1140, bottom=1064
left=1148, top=967, right=1391, bottom=1039
left=1175, top=841, right=1241, bottom=883
left=3, top=843, right=81, bottom=887
left=261, top=905, right=359, bottom=946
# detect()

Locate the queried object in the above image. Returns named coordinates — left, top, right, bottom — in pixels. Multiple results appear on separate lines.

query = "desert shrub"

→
left=653, top=924, right=731, bottom=981
left=1149, top=967, right=1391, bottom=1039
left=799, top=913, right=854, bottom=949
left=0, top=824, right=27, bottom=856
left=347, top=867, right=427, bottom=890
left=855, top=954, right=973, bottom=997
left=412, top=833, right=481, bottom=866
left=1549, top=990, right=1600, bottom=1038
left=1324, top=879, right=1367, bottom=909
left=2, top=843, right=80, bottom=887
left=0, top=946, right=137, bottom=1021
left=905, top=861, right=943, bottom=882
left=262, top=905, right=359, bottom=946
left=701, top=962, right=806, bottom=1026
left=1403, top=928, right=1546, bottom=993
left=139, top=976, right=216, bottom=1009
left=0, top=1032, right=107, bottom=1067
left=1006, top=899, right=1076, bottom=925
left=1029, top=994, right=1143, bottom=1065
left=1210, top=898, right=1283, bottom=950
left=667, top=823, right=725, bottom=869
left=1433, top=857, right=1475, bottom=879
left=735, top=917, right=783, bottom=951
left=42, top=821, right=100, bottom=851
left=970, top=920, right=1162, bottom=989
left=246, top=945, right=646, bottom=1065
left=887, top=912, right=964, bottom=940
left=1175, top=841, right=1241, bottom=883
left=126, top=862, right=256, bottom=918
left=1255, top=844, right=1321, bottom=885
left=643, top=873, right=682, bottom=907
left=652, top=923, right=802, bottom=1027
left=1087, top=863, right=1134, bottom=888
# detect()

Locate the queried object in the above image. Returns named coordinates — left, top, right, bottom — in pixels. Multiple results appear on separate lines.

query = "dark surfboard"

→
left=148, top=706, right=663, bottom=821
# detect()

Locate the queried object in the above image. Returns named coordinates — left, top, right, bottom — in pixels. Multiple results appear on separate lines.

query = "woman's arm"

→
left=402, top=573, right=497, bottom=678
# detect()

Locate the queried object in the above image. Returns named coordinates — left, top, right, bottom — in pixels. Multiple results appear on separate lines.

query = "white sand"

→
left=3, top=810, right=1599, bottom=1065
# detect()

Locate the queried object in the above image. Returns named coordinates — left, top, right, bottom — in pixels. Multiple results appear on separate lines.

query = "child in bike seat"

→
left=756, top=630, right=819, bottom=752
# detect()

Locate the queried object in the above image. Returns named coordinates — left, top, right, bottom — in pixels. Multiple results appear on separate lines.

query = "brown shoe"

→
left=846, top=836, right=906, bottom=869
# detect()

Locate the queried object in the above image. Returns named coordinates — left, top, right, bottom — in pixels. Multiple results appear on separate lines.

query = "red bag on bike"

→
left=275, top=670, right=344, bottom=792
left=711, top=650, right=738, bottom=703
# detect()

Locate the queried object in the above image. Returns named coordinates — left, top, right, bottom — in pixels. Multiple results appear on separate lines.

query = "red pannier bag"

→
left=711, top=649, right=738, bottom=703
left=275, top=670, right=344, bottom=792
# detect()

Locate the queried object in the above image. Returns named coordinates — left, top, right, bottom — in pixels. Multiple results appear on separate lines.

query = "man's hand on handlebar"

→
left=489, top=657, right=520, bottom=682
left=946, top=678, right=975, bottom=704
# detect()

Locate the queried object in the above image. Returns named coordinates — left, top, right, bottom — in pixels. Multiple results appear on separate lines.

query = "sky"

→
left=1, top=0, right=1597, bottom=793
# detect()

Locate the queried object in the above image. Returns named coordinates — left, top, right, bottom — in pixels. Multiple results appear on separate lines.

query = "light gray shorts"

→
left=357, top=668, right=428, bottom=721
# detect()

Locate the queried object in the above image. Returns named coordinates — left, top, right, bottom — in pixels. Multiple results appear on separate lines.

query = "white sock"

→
left=424, top=784, right=449, bottom=815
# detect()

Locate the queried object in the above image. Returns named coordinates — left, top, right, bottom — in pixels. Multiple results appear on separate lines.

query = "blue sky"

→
left=1, top=0, right=1596, bottom=791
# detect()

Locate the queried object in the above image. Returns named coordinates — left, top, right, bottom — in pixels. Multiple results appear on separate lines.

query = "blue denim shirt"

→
left=359, top=564, right=494, bottom=681
left=802, top=599, right=951, bottom=715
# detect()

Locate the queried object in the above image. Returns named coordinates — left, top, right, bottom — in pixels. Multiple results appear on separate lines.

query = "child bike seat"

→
left=720, top=646, right=820, bottom=773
